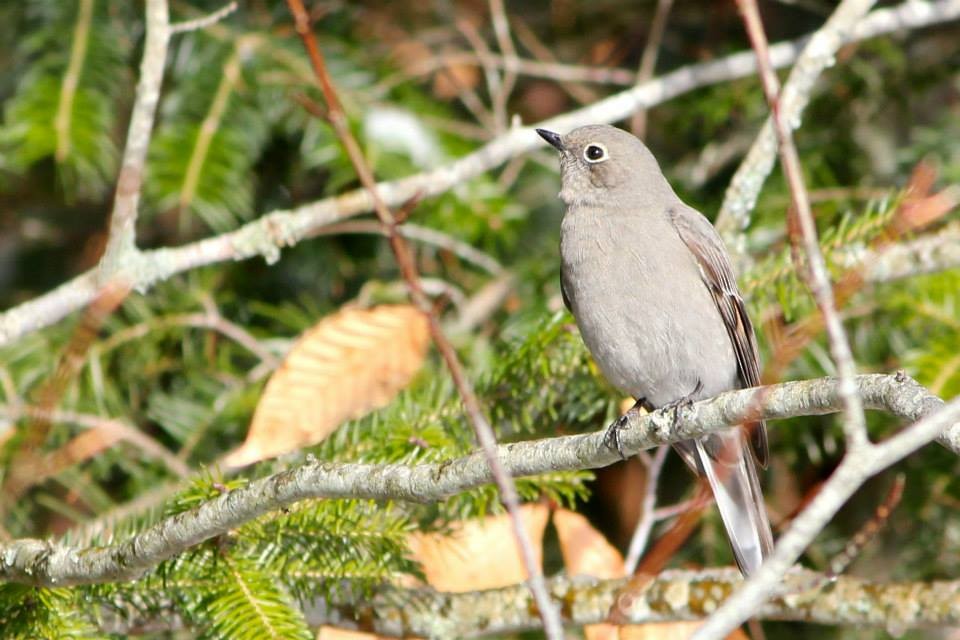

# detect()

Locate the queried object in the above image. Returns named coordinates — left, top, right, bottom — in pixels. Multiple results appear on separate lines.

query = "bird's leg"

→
left=604, top=397, right=653, bottom=460
left=660, top=379, right=704, bottom=428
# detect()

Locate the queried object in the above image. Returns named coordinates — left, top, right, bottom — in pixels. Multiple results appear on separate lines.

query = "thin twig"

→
left=312, top=220, right=504, bottom=275
left=630, top=0, right=675, bottom=136
left=715, top=0, right=878, bottom=243
left=283, top=1, right=562, bottom=636
left=0, top=405, right=190, bottom=480
left=738, top=0, right=868, bottom=449
left=54, top=0, right=94, bottom=163
left=389, top=49, right=636, bottom=88
left=488, top=0, right=518, bottom=132
left=652, top=496, right=704, bottom=521
left=169, top=0, right=238, bottom=34
left=623, top=444, right=669, bottom=573
left=100, top=0, right=170, bottom=275
left=0, top=373, right=952, bottom=587
left=693, top=391, right=959, bottom=638
left=827, top=473, right=905, bottom=577
left=693, top=3, right=916, bottom=633
left=511, top=16, right=600, bottom=103
left=2, top=0, right=958, bottom=348
left=93, top=312, right=279, bottom=369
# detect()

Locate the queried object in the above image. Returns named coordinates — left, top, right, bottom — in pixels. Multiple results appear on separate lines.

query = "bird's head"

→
left=536, top=124, right=672, bottom=206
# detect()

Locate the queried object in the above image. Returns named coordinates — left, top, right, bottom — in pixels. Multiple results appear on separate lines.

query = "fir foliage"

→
left=0, top=1, right=959, bottom=638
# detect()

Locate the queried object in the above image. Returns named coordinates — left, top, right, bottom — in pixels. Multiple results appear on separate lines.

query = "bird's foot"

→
left=604, top=397, right=651, bottom=460
left=661, top=379, right=704, bottom=427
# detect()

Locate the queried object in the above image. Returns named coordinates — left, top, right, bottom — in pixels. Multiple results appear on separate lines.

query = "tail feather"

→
left=676, top=430, right=774, bottom=576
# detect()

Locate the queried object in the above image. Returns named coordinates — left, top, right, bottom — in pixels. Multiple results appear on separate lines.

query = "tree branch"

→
left=99, top=0, right=170, bottom=275
left=859, top=222, right=960, bottom=283
left=169, top=1, right=237, bottom=34
left=739, top=0, right=870, bottom=445
left=696, top=390, right=960, bottom=637
left=283, top=2, right=561, bottom=635
left=97, top=568, right=960, bottom=635
left=0, top=374, right=954, bottom=588
left=1, top=0, right=958, bottom=348
left=296, top=569, right=960, bottom=636
left=715, top=0, right=877, bottom=243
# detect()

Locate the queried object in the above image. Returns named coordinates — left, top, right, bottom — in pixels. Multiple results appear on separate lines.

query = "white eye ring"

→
left=583, top=142, right=609, bottom=163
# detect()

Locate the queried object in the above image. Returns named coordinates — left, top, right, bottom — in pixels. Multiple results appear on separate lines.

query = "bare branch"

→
left=690, top=3, right=877, bottom=634
left=0, top=373, right=953, bottom=588
left=313, top=220, right=504, bottom=275
left=0, top=405, right=189, bottom=479
left=2, top=0, right=959, bottom=348
left=738, top=0, right=870, bottom=447
left=695, top=390, right=960, bottom=638
left=100, top=0, right=170, bottom=275
left=623, top=444, right=669, bottom=573
left=99, top=568, right=960, bottom=635
left=630, top=0, right=675, bottom=136
left=488, top=0, right=519, bottom=132
left=715, top=0, right=878, bottom=242
left=169, top=1, right=238, bottom=34
left=283, top=1, right=561, bottom=635
left=859, top=222, right=960, bottom=283
left=307, top=569, right=960, bottom=635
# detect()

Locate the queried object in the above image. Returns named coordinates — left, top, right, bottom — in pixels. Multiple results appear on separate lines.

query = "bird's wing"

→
left=560, top=274, right=573, bottom=313
left=667, top=205, right=768, bottom=468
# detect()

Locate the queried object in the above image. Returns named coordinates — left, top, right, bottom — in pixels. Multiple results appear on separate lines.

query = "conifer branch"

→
left=0, top=374, right=954, bottom=588
left=1, top=0, right=958, bottom=348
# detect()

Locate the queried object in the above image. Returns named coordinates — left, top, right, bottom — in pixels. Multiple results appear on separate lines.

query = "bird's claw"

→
left=604, top=413, right=630, bottom=460
left=661, top=379, right=704, bottom=427
left=604, top=397, right=650, bottom=460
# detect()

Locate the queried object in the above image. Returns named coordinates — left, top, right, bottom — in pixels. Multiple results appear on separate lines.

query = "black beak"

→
left=536, top=128, right=564, bottom=151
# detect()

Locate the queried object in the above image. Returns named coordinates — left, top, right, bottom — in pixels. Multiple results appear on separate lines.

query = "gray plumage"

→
left=538, top=124, right=774, bottom=576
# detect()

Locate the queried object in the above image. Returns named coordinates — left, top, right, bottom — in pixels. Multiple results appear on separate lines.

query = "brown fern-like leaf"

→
left=225, top=304, right=429, bottom=467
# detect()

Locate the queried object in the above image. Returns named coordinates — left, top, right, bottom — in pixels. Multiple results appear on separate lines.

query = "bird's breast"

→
left=560, top=210, right=738, bottom=406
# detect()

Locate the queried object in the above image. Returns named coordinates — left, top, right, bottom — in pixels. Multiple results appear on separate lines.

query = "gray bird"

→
left=537, top=124, right=774, bottom=576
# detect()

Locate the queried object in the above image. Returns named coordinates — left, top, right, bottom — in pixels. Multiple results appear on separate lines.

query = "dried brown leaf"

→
left=554, top=508, right=747, bottom=640
left=225, top=304, right=429, bottom=467
left=407, top=503, right=549, bottom=592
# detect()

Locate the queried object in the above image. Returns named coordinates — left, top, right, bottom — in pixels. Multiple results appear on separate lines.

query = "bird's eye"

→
left=583, top=143, right=608, bottom=163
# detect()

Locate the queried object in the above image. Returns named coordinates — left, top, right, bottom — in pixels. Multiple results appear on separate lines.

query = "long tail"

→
left=675, top=430, right=774, bottom=576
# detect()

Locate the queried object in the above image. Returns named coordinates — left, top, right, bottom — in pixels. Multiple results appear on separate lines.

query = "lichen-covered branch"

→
left=99, top=0, right=169, bottom=275
left=0, top=374, right=954, bottom=588
left=308, top=569, right=960, bottom=637
left=859, top=222, right=960, bottom=283
left=696, top=387, right=960, bottom=638
left=715, top=0, right=877, bottom=243
left=100, top=569, right=960, bottom=637
left=1, top=0, right=957, bottom=349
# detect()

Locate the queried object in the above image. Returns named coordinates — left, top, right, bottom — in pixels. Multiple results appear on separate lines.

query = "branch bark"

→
left=2, top=0, right=957, bottom=348
left=297, top=569, right=960, bottom=637
left=715, top=0, right=878, bottom=243
left=99, top=0, right=170, bottom=276
left=0, top=374, right=954, bottom=588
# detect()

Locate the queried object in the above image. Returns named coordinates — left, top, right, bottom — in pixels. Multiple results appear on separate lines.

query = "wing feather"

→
left=667, top=206, right=768, bottom=468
